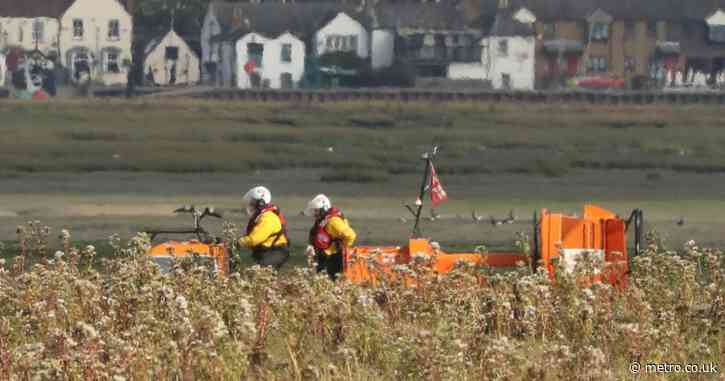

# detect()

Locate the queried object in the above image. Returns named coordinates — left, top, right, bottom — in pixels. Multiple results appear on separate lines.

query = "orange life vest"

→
left=309, top=207, right=344, bottom=251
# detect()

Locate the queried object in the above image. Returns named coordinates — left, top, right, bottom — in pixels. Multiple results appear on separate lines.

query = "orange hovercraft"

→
left=144, top=205, right=231, bottom=275
left=343, top=146, right=644, bottom=288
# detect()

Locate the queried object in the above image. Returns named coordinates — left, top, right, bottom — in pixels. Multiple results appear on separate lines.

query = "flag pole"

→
left=412, top=146, right=437, bottom=238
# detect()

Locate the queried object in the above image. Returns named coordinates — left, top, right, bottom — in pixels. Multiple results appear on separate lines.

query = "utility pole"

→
left=412, top=146, right=438, bottom=238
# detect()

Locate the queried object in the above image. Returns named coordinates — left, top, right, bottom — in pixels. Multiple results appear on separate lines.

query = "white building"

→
left=0, top=1, right=68, bottom=58
left=315, top=12, right=369, bottom=59
left=373, top=2, right=483, bottom=75
left=202, top=2, right=370, bottom=86
left=449, top=8, right=536, bottom=90
left=59, top=0, right=133, bottom=86
left=144, top=29, right=200, bottom=86
left=234, top=32, right=305, bottom=89
left=0, top=53, right=6, bottom=86
left=0, top=0, right=132, bottom=87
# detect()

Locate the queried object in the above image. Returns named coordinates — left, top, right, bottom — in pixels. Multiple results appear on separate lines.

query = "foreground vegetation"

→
left=4, top=100, right=725, bottom=179
left=0, top=223, right=722, bottom=380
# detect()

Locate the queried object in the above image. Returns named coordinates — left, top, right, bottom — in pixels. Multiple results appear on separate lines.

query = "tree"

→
left=134, top=0, right=209, bottom=38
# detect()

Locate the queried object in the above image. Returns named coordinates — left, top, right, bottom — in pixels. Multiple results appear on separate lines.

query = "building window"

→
left=108, top=19, right=120, bottom=40
left=32, top=20, right=44, bottom=43
left=498, top=39, right=508, bottom=56
left=106, top=52, right=120, bottom=73
left=165, top=46, right=179, bottom=60
left=280, top=72, right=293, bottom=89
left=625, top=21, right=635, bottom=37
left=501, top=73, right=511, bottom=89
left=624, top=56, right=636, bottom=71
left=543, top=23, right=555, bottom=39
left=587, top=56, right=608, bottom=72
left=591, top=22, right=609, bottom=41
left=18, top=24, right=23, bottom=42
left=709, top=25, right=725, bottom=43
left=280, top=43, right=292, bottom=62
left=325, top=35, right=357, bottom=52
left=73, top=19, right=84, bottom=39
left=73, top=52, right=90, bottom=81
left=247, top=43, right=263, bottom=67
left=647, top=21, right=657, bottom=38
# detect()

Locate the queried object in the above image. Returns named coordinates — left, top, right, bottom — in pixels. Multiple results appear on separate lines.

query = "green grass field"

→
left=2, top=99, right=725, bottom=249
left=4, top=99, right=725, bottom=176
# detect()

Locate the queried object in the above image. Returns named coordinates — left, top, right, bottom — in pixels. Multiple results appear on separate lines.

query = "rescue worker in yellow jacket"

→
left=305, top=194, right=356, bottom=280
left=238, top=186, right=290, bottom=269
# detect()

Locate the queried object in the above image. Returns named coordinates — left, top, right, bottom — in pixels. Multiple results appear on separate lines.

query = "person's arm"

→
left=238, top=212, right=281, bottom=248
left=326, top=216, right=356, bottom=248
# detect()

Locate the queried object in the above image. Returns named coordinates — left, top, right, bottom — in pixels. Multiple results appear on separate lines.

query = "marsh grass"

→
left=4, top=100, right=725, bottom=180
left=0, top=222, right=722, bottom=380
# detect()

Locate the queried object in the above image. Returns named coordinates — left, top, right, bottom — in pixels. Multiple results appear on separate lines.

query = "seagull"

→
left=676, top=217, right=685, bottom=227
left=471, top=210, right=484, bottom=223
left=504, top=209, right=516, bottom=224
left=430, top=209, right=441, bottom=221
left=490, top=216, right=504, bottom=226
left=398, top=217, right=408, bottom=224
left=327, top=146, right=335, bottom=153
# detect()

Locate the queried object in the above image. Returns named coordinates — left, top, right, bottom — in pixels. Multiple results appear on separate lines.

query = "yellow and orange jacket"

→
left=309, top=208, right=356, bottom=256
left=239, top=205, right=289, bottom=250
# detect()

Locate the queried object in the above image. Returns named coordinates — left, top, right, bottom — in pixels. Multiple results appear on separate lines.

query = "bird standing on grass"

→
left=471, top=210, right=484, bottom=223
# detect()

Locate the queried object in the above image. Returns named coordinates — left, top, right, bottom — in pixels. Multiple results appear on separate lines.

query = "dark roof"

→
left=209, top=2, right=367, bottom=41
left=489, top=10, right=535, bottom=36
left=0, top=0, right=74, bottom=18
left=374, top=2, right=470, bottom=30
left=0, top=0, right=132, bottom=18
left=480, top=0, right=725, bottom=22
left=144, top=30, right=169, bottom=56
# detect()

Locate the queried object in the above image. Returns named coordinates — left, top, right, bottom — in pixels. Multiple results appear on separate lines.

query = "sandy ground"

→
left=2, top=169, right=725, bottom=250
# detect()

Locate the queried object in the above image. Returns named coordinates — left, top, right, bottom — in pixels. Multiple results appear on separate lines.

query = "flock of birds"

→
left=398, top=208, right=517, bottom=226
left=396, top=208, right=689, bottom=228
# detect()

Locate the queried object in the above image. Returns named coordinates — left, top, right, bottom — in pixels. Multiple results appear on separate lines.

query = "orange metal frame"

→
left=539, top=204, right=628, bottom=288
left=344, top=204, right=629, bottom=287
left=147, top=240, right=231, bottom=275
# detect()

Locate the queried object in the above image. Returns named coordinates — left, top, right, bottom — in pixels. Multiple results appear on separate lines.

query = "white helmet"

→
left=305, top=194, right=331, bottom=216
left=243, top=186, right=271, bottom=215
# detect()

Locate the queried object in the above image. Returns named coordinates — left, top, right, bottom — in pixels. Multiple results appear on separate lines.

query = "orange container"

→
left=539, top=204, right=628, bottom=288
left=344, top=204, right=630, bottom=288
left=147, top=240, right=231, bottom=275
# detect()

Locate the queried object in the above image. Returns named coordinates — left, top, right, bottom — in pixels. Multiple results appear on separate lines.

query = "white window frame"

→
left=280, top=43, right=292, bottom=63
left=498, top=39, right=509, bottom=57
left=32, top=20, right=44, bottom=43
left=73, top=19, right=84, bottom=40
left=105, top=52, right=120, bottom=73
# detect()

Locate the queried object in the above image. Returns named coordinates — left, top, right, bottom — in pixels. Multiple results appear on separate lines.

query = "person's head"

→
left=243, top=186, right=272, bottom=216
left=305, top=194, right=331, bottom=219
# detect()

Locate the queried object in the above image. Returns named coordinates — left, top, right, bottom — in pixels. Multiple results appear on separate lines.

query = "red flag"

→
left=429, top=163, right=448, bottom=206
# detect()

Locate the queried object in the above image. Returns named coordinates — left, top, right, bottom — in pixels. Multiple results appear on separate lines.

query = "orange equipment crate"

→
left=344, top=204, right=641, bottom=288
